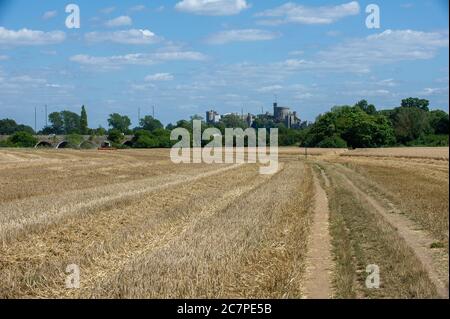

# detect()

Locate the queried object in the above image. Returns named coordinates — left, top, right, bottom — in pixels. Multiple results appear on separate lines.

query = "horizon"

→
left=0, top=0, right=449, bottom=129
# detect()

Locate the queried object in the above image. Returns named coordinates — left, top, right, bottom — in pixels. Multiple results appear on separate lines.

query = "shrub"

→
left=8, top=131, right=38, bottom=147
left=108, top=129, right=123, bottom=144
left=317, top=135, right=348, bottom=148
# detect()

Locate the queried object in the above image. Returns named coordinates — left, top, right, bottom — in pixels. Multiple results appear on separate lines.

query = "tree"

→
left=429, top=110, right=449, bottom=135
left=401, top=98, right=430, bottom=112
left=304, top=105, right=395, bottom=148
left=108, top=113, right=131, bottom=133
left=47, top=111, right=80, bottom=134
left=80, top=105, right=89, bottom=135
left=139, top=116, right=163, bottom=132
left=220, top=114, right=248, bottom=129
left=355, top=100, right=376, bottom=115
left=0, top=119, right=34, bottom=135
left=61, top=111, right=81, bottom=134
left=8, top=131, right=38, bottom=147
left=393, top=107, right=431, bottom=144
left=107, top=129, right=123, bottom=144
left=48, top=112, right=64, bottom=134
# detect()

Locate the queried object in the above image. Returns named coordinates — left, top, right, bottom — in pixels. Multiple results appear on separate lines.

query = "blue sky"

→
left=0, top=0, right=448, bottom=129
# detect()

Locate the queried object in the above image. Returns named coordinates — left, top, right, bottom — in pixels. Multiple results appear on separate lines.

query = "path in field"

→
left=303, top=168, right=333, bottom=299
left=335, top=167, right=449, bottom=299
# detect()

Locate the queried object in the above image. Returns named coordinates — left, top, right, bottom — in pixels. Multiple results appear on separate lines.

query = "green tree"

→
left=401, top=97, right=430, bottom=112
left=80, top=105, right=89, bottom=135
left=220, top=114, right=248, bottom=129
left=0, top=119, right=34, bottom=135
left=8, top=131, right=38, bottom=147
left=48, top=112, right=64, bottom=134
left=429, top=110, right=449, bottom=135
left=108, top=113, right=131, bottom=133
left=107, top=129, right=123, bottom=144
left=61, top=111, right=80, bottom=134
left=139, top=116, right=163, bottom=132
left=392, top=107, right=431, bottom=144
left=355, top=100, right=376, bottom=115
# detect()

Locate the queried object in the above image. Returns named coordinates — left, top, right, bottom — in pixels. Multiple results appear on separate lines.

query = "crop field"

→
left=0, top=147, right=448, bottom=299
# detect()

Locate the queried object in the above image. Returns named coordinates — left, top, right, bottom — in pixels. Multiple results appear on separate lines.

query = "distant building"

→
left=206, top=110, right=221, bottom=124
left=273, top=103, right=300, bottom=128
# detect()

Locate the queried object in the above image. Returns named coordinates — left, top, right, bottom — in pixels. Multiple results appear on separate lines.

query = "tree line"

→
left=0, top=97, right=448, bottom=148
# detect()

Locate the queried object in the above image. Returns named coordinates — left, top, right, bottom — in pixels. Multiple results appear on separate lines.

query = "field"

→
left=0, top=147, right=448, bottom=299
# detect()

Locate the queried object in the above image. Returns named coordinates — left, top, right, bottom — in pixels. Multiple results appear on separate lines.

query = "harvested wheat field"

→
left=0, top=147, right=448, bottom=299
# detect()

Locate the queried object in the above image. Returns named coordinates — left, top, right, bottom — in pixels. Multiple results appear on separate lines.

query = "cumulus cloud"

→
left=256, top=1, right=360, bottom=25
left=42, top=10, right=57, bottom=20
left=129, top=5, right=146, bottom=12
left=85, top=29, right=160, bottom=45
left=317, top=29, right=449, bottom=68
left=70, top=51, right=207, bottom=69
left=145, top=73, right=174, bottom=81
left=105, top=16, right=133, bottom=27
left=0, top=27, right=65, bottom=46
left=175, top=0, right=250, bottom=16
left=206, top=29, right=280, bottom=44
left=100, top=7, right=116, bottom=14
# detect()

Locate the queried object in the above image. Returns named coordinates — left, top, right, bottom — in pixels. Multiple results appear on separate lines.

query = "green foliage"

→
left=139, top=116, right=164, bottom=132
left=304, top=106, right=394, bottom=148
left=132, top=129, right=172, bottom=148
left=401, top=97, right=430, bottom=112
left=407, top=134, right=449, bottom=147
left=220, top=114, right=248, bottom=129
left=108, top=113, right=131, bottom=133
left=355, top=100, right=377, bottom=115
left=7, top=131, right=38, bottom=147
left=107, top=129, right=124, bottom=144
left=46, top=111, right=80, bottom=134
left=428, top=110, right=449, bottom=135
left=66, top=134, right=84, bottom=148
left=317, top=135, right=348, bottom=148
left=80, top=105, right=89, bottom=135
left=392, top=107, right=431, bottom=144
left=0, top=119, right=34, bottom=135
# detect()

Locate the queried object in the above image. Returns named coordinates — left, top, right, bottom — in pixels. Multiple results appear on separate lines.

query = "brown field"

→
left=0, top=147, right=448, bottom=299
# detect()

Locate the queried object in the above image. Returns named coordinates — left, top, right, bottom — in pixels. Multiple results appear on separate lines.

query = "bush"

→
left=317, top=135, right=348, bottom=148
left=8, top=131, right=38, bottom=147
left=108, top=129, right=123, bottom=144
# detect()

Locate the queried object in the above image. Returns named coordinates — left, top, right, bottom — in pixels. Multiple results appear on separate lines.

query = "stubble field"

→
left=0, top=147, right=448, bottom=299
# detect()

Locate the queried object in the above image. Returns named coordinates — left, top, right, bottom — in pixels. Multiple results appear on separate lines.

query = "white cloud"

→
left=0, top=55, right=8, bottom=60
left=145, top=73, right=174, bottom=81
left=288, top=50, right=304, bottom=56
left=257, top=85, right=283, bottom=93
left=175, top=0, right=250, bottom=16
left=317, top=29, right=449, bottom=69
left=421, top=87, right=449, bottom=96
left=42, top=10, right=57, bottom=20
left=129, top=5, right=146, bottom=12
left=105, top=16, right=133, bottom=28
left=85, top=29, right=160, bottom=45
left=377, top=79, right=397, bottom=87
left=206, top=29, right=280, bottom=44
left=70, top=51, right=207, bottom=69
left=256, top=1, right=360, bottom=25
left=100, top=7, right=116, bottom=15
left=0, top=27, right=65, bottom=46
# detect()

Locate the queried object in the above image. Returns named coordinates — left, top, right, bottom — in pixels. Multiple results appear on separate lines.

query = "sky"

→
left=0, top=0, right=448, bottom=129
